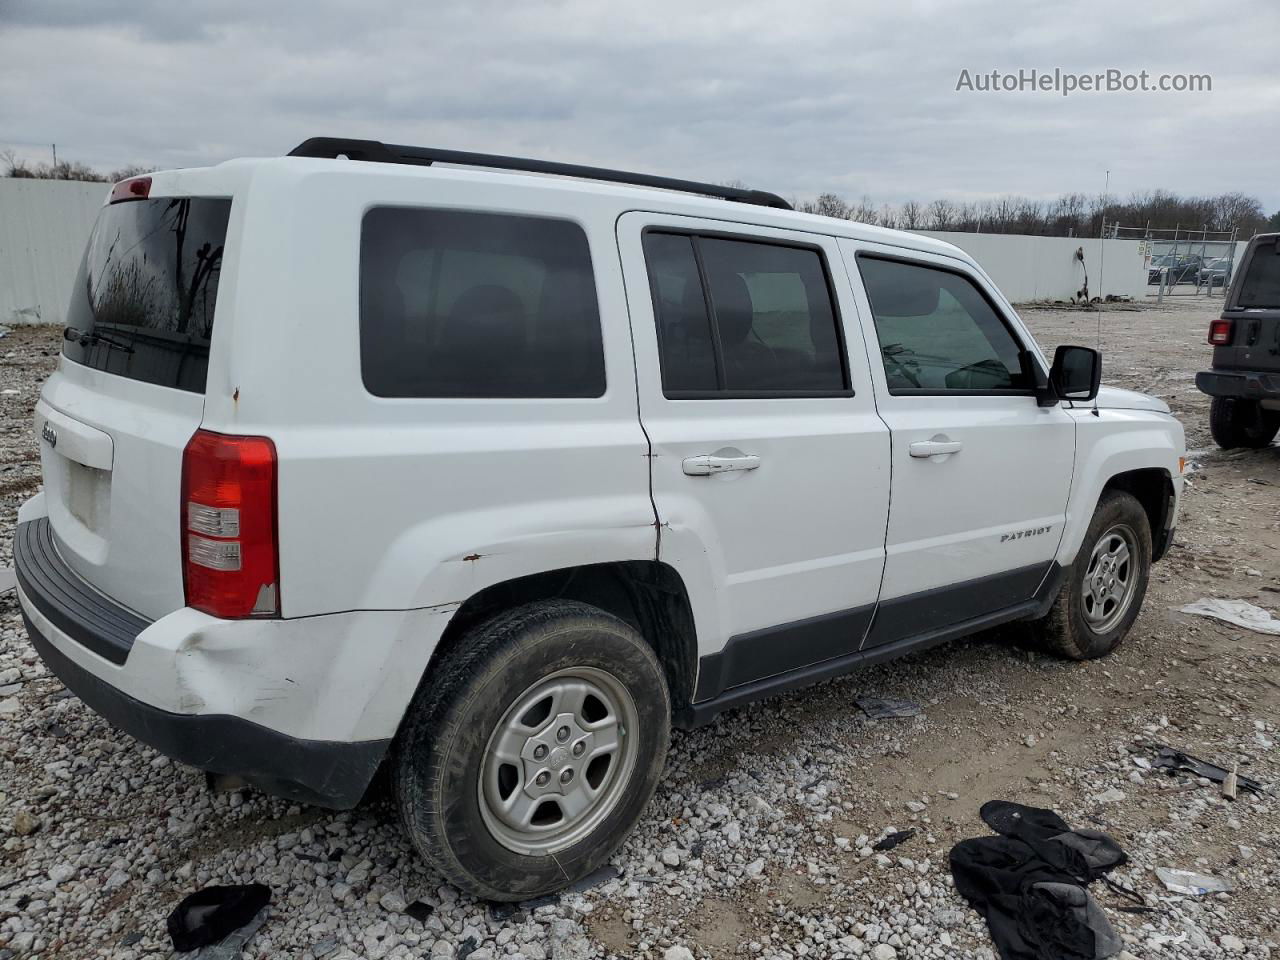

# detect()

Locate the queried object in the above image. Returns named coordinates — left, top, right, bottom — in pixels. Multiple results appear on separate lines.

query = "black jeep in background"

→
left=1196, top=233, right=1280, bottom=449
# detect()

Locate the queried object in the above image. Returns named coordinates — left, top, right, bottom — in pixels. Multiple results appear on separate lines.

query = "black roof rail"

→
left=287, top=137, right=793, bottom=211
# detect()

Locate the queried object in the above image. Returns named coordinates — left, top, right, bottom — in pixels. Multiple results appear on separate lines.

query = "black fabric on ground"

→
left=167, top=883, right=271, bottom=952
left=950, top=802, right=1127, bottom=960
left=1019, top=883, right=1121, bottom=960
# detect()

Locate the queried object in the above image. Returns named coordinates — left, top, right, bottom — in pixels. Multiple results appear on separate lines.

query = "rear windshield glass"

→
left=1237, top=239, right=1280, bottom=308
left=62, top=197, right=232, bottom=392
left=360, top=207, right=605, bottom=398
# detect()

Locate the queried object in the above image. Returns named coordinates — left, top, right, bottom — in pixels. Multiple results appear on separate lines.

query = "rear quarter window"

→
left=359, top=208, right=606, bottom=398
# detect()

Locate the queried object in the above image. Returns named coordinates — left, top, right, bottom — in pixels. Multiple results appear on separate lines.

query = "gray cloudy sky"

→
left=2, top=0, right=1278, bottom=211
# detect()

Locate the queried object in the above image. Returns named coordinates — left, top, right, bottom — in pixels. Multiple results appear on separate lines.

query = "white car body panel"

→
left=16, top=523, right=442, bottom=742
left=837, top=238, right=1075, bottom=605
left=1056, top=408, right=1184, bottom=565
left=617, top=212, right=890, bottom=659
left=1086, top=385, right=1172, bottom=414
left=197, top=164, right=656, bottom=618
left=14, top=155, right=1185, bottom=791
left=36, top=366, right=206, bottom=620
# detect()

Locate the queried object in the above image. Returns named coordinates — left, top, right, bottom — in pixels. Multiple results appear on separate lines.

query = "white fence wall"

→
left=917, top=231, right=1149, bottom=302
left=0, top=179, right=105, bottom=326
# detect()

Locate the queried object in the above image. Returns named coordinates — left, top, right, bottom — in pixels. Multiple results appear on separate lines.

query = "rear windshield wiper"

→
left=64, top=325, right=135, bottom=354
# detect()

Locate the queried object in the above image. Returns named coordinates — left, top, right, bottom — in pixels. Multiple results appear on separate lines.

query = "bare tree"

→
left=109, top=164, right=156, bottom=181
left=798, top=192, right=852, bottom=219
left=1211, top=193, right=1265, bottom=233
left=1, top=152, right=153, bottom=183
left=850, top=195, right=878, bottom=225
left=790, top=187, right=1271, bottom=237
left=1012, top=198, right=1044, bottom=235
left=2, top=150, right=33, bottom=178
left=927, top=198, right=956, bottom=231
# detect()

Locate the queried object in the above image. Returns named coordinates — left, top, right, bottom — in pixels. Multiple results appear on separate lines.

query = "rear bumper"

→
left=1195, top=370, right=1280, bottom=401
left=20, top=606, right=385, bottom=808
left=13, top=515, right=394, bottom=809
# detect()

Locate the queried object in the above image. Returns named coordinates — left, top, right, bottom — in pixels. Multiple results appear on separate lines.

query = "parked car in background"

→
left=1196, top=233, right=1280, bottom=448
left=1148, top=254, right=1204, bottom=285
left=14, top=139, right=1185, bottom=900
left=1197, top=257, right=1232, bottom=287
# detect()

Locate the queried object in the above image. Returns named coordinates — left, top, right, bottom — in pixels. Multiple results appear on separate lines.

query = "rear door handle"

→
left=682, top=454, right=761, bottom=476
left=909, top=438, right=963, bottom=458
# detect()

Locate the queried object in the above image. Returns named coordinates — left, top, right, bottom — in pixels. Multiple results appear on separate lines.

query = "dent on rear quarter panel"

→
left=385, top=504, right=660, bottom=612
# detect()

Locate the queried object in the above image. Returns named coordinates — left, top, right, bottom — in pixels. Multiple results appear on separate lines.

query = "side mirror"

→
left=1050, top=345, right=1101, bottom=402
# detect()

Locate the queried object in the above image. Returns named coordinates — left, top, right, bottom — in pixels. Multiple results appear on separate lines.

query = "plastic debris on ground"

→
left=191, top=907, right=268, bottom=959
left=873, top=828, right=916, bottom=851
left=167, top=884, right=271, bottom=953
left=0, top=567, right=15, bottom=594
left=1153, top=747, right=1267, bottom=796
left=566, top=863, right=621, bottom=893
left=1155, top=867, right=1233, bottom=896
left=405, top=900, right=434, bottom=922
left=855, top=697, right=923, bottom=719
left=1179, top=597, right=1280, bottom=635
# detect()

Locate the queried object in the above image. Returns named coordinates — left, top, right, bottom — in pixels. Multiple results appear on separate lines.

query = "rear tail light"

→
left=109, top=176, right=151, bottom=203
left=1207, top=319, right=1234, bottom=346
left=181, top=430, right=280, bottom=618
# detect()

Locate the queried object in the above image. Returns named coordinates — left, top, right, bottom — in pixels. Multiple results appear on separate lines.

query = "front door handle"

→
left=683, top=453, right=761, bottom=476
left=909, top=438, right=963, bottom=458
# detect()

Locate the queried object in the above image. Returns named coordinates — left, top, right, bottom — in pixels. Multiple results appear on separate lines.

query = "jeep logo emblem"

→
left=41, top=422, right=57, bottom=448
left=547, top=747, right=570, bottom=771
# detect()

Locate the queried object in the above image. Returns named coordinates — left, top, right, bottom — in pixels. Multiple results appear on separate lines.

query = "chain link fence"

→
left=1110, top=223, right=1239, bottom=298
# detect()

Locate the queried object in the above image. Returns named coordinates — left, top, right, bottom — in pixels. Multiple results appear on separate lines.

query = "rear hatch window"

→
left=63, top=197, right=232, bottom=392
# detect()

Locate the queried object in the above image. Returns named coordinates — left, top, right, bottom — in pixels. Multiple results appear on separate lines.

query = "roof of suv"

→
left=139, top=140, right=975, bottom=266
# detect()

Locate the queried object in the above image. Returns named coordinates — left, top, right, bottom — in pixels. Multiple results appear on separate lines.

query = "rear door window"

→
left=360, top=208, right=605, bottom=398
left=62, top=197, right=232, bottom=393
left=643, top=231, right=849, bottom=397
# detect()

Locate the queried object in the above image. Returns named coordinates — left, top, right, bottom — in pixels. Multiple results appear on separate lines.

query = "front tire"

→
left=1033, top=490, right=1152, bottom=660
left=1209, top=396, right=1280, bottom=449
left=393, top=600, right=670, bottom=901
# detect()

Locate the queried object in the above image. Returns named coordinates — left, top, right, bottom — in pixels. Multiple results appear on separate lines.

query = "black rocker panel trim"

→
left=692, top=604, right=875, bottom=702
left=862, top=562, right=1053, bottom=650
left=679, top=562, right=1064, bottom=729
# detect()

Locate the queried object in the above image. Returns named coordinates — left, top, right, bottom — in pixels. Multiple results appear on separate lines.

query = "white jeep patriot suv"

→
left=14, top=138, right=1184, bottom=900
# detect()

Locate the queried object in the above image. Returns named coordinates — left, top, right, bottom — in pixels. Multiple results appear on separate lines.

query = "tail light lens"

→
left=1207, top=319, right=1234, bottom=346
left=181, top=430, right=280, bottom=618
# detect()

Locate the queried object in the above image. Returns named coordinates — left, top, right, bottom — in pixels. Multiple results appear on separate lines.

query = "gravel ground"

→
left=1, top=297, right=1277, bottom=960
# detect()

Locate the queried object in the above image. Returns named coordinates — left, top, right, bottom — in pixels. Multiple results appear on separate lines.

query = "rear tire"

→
left=1209, top=396, right=1280, bottom=449
left=393, top=600, right=670, bottom=901
left=1032, top=490, right=1152, bottom=660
